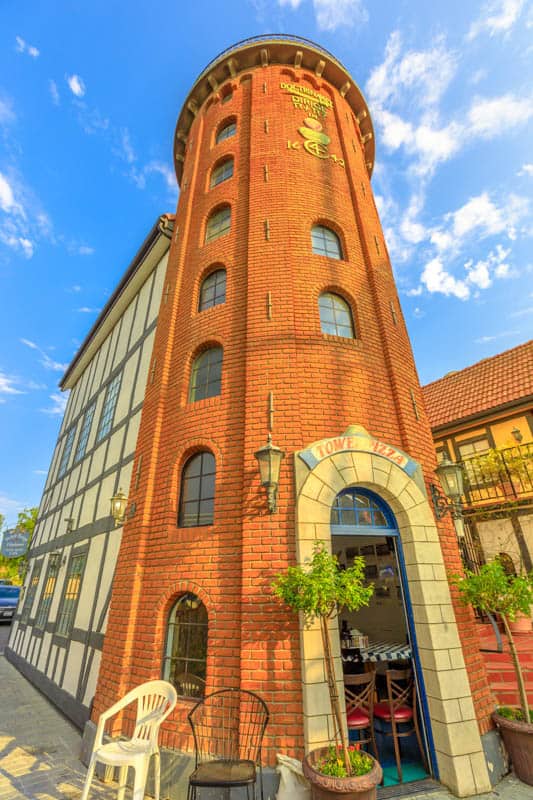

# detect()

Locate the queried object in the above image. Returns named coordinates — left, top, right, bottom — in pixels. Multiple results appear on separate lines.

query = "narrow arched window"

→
left=205, top=206, right=231, bottom=243
left=199, top=270, right=226, bottom=311
left=216, top=121, right=236, bottom=144
left=331, top=488, right=397, bottom=530
left=311, top=225, right=342, bottom=259
left=178, top=452, right=216, bottom=527
left=163, top=593, right=208, bottom=698
left=189, top=347, right=223, bottom=401
left=318, top=293, right=355, bottom=338
left=210, top=158, right=234, bottom=188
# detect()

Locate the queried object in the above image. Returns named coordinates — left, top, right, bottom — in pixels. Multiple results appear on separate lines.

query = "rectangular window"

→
left=74, top=401, right=96, bottom=462
left=58, top=425, right=77, bottom=478
left=96, top=373, right=122, bottom=443
left=55, top=552, right=86, bottom=637
left=34, top=554, right=60, bottom=630
left=20, top=563, right=42, bottom=624
left=458, top=438, right=490, bottom=459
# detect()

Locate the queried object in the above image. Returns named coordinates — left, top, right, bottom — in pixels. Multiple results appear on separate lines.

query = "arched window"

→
left=216, top=121, right=236, bottom=144
left=163, top=593, right=208, bottom=699
left=189, top=347, right=223, bottom=401
left=178, top=451, right=216, bottom=527
left=331, top=488, right=397, bottom=530
left=318, top=292, right=355, bottom=338
left=199, top=269, right=226, bottom=311
left=210, top=158, right=234, bottom=188
left=311, top=225, right=343, bottom=259
left=205, top=206, right=231, bottom=243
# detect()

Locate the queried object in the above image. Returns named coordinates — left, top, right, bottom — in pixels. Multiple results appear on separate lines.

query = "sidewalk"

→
left=0, top=655, right=531, bottom=800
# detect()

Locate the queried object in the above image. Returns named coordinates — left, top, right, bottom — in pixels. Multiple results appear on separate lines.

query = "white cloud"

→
left=421, top=257, right=470, bottom=300
left=413, top=307, right=425, bottom=318
left=518, top=163, right=533, bottom=176
left=447, top=192, right=528, bottom=241
left=41, top=393, right=68, bottom=415
left=0, top=370, right=24, bottom=398
left=77, top=245, right=94, bottom=256
left=467, top=94, right=533, bottom=138
left=67, top=74, right=86, bottom=98
left=77, top=306, right=100, bottom=313
left=277, top=0, right=368, bottom=30
left=20, top=338, right=68, bottom=372
left=0, top=96, right=15, bottom=126
left=467, top=0, right=525, bottom=40
left=49, top=80, right=60, bottom=105
left=33, top=470, right=47, bottom=476
left=67, top=285, right=82, bottom=293
left=475, top=330, right=519, bottom=343
left=15, top=36, right=39, bottom=57
left=509, top=305, right=533, bottom=317
left=0, top=492, right=29, bottom=524
left=0, top=173, right=17, bottom=213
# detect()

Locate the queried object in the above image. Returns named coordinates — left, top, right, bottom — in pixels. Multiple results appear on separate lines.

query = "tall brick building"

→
left=10, top=36, right=502, bottom=797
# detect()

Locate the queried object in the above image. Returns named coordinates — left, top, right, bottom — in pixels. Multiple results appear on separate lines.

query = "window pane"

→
left=318, top=293, right=354, bottom=338
left=96, top=373, right=122, bottom=442
left=210, top=159, right=234, bottom=188
left=58, top=425, right=76, bottom=478
left=74, top=401, right=96, bottom=462
left=311, top=225, right=342, bottom=259
left=189, top=348, right=223, bottom=402
left=164, top=595, right=208, bottom=698
left=56, top=553, right=86, bottom=637
left=178, top=453, right=216, bottom=527
left=216, top=122, right=236, bottom=143
left=205, top=207, right=231, bottom=243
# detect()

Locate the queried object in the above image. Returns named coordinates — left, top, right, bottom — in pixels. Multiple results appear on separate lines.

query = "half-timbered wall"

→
left=7, top=225, right=171, bottom=726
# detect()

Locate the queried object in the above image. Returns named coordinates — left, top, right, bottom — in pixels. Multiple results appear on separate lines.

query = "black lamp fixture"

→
left=254, top=433, right=284, bottom=513
left=430, top=455, right=464, bottom=520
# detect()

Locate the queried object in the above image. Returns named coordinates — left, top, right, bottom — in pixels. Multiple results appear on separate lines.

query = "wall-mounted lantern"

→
left=254, top=434, right=284, bottom=514
left=110, top=488, right=129, bottom=527
left=430, top=455, right=464, bottom=521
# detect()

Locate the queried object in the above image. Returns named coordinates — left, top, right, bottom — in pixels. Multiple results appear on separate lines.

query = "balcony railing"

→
left=459, top=442, right=533, bottom=506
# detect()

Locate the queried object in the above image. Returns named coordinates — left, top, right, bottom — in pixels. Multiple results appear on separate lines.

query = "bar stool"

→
left=344, top=671, right=379, bottom=759
left=373, top=668, right=427, bottom=783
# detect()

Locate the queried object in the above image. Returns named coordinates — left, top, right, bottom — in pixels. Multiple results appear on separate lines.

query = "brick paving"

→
left=0, top=654, right=531, bottom=800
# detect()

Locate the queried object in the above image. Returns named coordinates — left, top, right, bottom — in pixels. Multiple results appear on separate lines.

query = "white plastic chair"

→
left=81, top=680, right=177, bottom=800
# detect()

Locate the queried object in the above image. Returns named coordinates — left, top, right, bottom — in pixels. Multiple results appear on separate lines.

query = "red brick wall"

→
left=93, top=61, right=494, bottom=761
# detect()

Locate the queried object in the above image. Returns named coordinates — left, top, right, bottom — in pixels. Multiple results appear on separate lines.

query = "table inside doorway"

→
left=342, top=640, right=412, bottom=663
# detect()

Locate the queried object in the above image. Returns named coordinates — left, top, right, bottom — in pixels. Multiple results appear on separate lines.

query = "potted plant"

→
left=453, top=558, right=533, bottom=785
left=272, top=542, right=382, bottom=799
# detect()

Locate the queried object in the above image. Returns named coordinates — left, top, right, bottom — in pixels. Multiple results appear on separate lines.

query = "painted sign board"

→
left=298, top=430, right=418, bottom=478
left=1, top=528, right=30, bottom=558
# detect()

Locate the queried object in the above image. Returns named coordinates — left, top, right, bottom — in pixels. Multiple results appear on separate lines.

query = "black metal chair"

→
left=187, top=688, right=269, bottom=800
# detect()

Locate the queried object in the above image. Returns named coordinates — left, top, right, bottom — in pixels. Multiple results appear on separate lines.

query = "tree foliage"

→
left=272, top=542, right=374, bottom=621
left=452, top=558, right=533, bottom=721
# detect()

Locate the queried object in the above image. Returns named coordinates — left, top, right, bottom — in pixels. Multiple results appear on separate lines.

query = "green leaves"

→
left=272, top=542, right=374, bottom=622
left=452, top=559, right=533, bottom=621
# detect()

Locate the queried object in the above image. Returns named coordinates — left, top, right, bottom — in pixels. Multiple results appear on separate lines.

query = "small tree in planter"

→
left=272, top=542, right=378, bottom=784
left=453, top=558, right=533, bottom=785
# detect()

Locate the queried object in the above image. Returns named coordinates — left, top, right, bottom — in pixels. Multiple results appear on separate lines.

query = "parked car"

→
left=0, top=585, right=20, bottom=622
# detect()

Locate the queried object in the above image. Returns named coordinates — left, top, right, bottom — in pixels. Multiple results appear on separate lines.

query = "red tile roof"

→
left=422, top=340, right=533, bottom=430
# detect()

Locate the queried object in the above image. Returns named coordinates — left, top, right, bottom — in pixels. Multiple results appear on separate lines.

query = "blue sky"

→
left=0, top=0, right=532, bottom=524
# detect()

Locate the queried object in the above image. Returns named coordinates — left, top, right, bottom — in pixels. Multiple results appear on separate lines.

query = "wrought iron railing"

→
left=459, top=442, right=533, bottom=506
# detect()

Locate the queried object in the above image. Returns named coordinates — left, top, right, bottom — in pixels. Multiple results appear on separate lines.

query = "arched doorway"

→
left=332, top=487, right=430, bottom=786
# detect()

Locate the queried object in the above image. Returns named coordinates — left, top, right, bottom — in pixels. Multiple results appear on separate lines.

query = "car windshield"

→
left=0, top=587, right=20, bottom=598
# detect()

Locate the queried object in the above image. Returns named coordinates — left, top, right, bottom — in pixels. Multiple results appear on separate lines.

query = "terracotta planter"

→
left=493, top=711, right=533, bottom=786
left=509, top=611, right=532, bottom=635
left=302, top=748, right=382, bottom=800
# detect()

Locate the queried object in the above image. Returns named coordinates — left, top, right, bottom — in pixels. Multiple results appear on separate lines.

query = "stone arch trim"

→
left=294, top=437, right=491, bottom=796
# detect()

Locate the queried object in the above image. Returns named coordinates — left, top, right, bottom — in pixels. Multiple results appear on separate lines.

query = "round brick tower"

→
left=93, top=36, right=495, bottom=796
